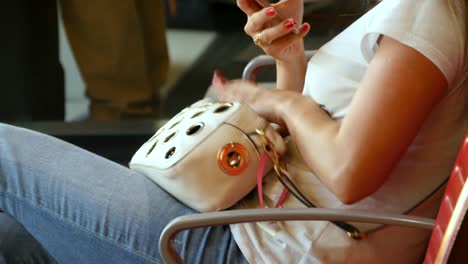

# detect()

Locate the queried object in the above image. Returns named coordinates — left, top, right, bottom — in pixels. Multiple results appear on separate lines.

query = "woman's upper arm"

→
left=334, top=35, right=448, bottom=199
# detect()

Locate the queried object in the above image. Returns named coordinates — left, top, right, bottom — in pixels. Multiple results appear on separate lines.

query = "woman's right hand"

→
left=237, top=0, right=310, bottom=63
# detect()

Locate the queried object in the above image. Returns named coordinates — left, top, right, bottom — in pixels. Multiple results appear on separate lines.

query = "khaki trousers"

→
left=60, top=0, right=169, bottom=119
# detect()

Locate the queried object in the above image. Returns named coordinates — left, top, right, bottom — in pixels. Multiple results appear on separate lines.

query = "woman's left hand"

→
left=237, top=0, right=309, bottom=63
left=211, top=70, right=293, bottom=127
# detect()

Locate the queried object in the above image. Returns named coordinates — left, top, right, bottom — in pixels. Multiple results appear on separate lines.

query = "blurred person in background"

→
left=61, top=0, right=170, bottom=120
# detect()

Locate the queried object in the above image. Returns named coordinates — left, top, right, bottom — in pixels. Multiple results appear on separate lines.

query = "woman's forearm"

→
left=279, top=94, right=340, bottom=183
left=277, top=94, right=371, bottom=204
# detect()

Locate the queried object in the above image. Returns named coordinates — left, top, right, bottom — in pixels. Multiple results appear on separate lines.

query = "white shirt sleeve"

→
left=360, top=0, right=466, bottom=86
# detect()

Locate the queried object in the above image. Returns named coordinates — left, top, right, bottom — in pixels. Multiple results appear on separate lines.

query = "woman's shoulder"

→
left=306, top=0, right=466, bottom=85
left=359, top=0, right=467, bottom=86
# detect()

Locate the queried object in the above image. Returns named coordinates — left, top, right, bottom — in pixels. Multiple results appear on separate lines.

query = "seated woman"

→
left=1, top=0, right=467, bottom=263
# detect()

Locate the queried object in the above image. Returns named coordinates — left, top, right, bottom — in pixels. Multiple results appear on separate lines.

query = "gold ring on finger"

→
left=254, top=33, right=267, bottom=47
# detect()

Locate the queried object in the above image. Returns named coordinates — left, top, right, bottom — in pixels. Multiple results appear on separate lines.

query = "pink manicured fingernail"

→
left=266, top=7, right=276, bottom=17
left=301, top=23, right=310, bottom=32
left=285, top=19, right=296, bottom=29
left=212, top=70, right=226, bottom=91
left=214, top=70, right=226, bottom=84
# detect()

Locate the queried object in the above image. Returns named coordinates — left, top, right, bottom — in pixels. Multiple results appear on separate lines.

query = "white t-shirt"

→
left=230, top=0, right=468, bottom=263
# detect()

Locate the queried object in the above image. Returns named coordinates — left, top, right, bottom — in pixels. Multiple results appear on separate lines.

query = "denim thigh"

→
left=0, top=123, right=247, bottom=264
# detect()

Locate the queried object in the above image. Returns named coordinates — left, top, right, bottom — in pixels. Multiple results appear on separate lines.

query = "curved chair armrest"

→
left=242, top=50, right=317, bottom=81
left=159, top=208, right=435, bottom=264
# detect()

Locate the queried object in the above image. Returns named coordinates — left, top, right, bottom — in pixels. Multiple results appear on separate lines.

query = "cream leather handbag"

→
left=129, top=99, right=286, bottom=212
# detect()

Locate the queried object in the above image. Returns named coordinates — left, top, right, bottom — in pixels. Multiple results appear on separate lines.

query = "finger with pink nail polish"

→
left=212, top=70, right=227, bottom=99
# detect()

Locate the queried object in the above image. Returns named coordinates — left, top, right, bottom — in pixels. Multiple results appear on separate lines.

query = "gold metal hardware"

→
left=347, top=231, right=367, bottom=240
left=217, top=143, right=248, bottom=176
left=255, top=129, right=283, bottom=175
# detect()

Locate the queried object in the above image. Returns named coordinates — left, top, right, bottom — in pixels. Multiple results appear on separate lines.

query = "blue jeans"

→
left=0, top=123, right=247, bottom=264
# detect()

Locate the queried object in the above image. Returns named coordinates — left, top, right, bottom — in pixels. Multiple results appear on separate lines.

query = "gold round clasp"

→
left=217, top=143, right=248, bottom=176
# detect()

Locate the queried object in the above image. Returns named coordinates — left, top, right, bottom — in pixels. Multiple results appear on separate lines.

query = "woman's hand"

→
left=237, top=0, right=310, bottom=63
left=211, top=70, right=293, bottom=126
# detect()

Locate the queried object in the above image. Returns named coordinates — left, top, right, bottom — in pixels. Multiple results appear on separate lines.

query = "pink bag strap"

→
left=257, top=152, right=288, bottom=208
